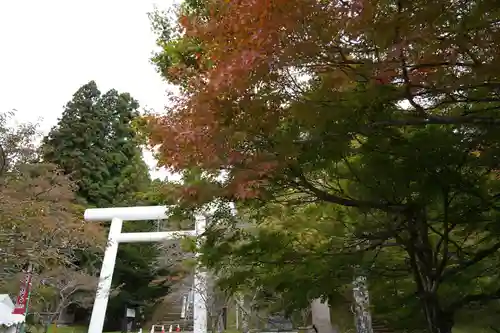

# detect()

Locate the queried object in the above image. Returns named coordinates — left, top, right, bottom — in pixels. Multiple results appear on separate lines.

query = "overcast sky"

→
left=0, top=0, right=175, bottom=179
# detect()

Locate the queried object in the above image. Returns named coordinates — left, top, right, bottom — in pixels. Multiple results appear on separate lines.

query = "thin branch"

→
left=372, top=114, right=500, bottom=127
left=289, top=167, right=407, bottom=212
left=446, top=285, right=500, bottom=312
left=441, top=241, right=500, bottom=280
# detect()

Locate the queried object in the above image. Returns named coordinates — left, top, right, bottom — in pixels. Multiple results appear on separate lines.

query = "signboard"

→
left=12, top=270, right=32, bottom=315
left=126, top=308, right=136, bottom=318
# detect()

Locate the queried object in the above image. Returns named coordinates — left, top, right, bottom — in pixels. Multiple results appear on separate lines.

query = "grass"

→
left=45, top=325, right=122, bottom=333
left=46, top=325, right=85, bottom=333
left=41, top=323, right=493, bottom=333
left=453, top=328, right=493, bottom=333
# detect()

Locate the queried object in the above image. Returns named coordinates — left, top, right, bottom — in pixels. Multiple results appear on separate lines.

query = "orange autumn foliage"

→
left=0, top=163, right=105, bottom=280
left=147, top=0, right=500, bottom=199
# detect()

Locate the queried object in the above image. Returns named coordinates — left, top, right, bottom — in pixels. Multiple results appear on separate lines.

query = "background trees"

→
left=41, top=81, right=170, bottom=331
left=42, top=80, right=150, bottom=208
left=0, top=110, right=103, bottom=287
left=0, top=109, right=105, bottom=333
left=30, top=266, right=100, bottom=332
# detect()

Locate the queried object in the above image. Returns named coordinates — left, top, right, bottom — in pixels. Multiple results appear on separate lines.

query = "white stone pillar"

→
left=353, top=276, right=373, bottom=333
left=88, top=217, right=123, bottom=333
left=311, top=298, right=338, bottom=333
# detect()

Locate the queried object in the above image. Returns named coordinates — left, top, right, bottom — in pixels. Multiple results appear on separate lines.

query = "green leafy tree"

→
left=0, top=110, right=103, bottom=288
left=148, top=107, right=500, bottom=331
left=145, top=0, right=500, bottom=331
left=42, top=81, right=169, bottom=330
left=42, top=81, right=149, bottom=207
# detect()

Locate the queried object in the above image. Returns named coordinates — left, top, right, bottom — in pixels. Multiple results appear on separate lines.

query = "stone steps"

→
left=372, top=319, right=394, bottom=333
left=151, top=277, right=194, bottom=331
left=154, top=321, right=193, bottom=332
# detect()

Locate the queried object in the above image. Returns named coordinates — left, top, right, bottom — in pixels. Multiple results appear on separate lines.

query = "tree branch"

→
left=289, top=168, right=407, bottom=213
left=441, top=241, right=500, bottom=280
left=372, top=114, right=500, bottom=127
left=446, top=285, right=500, bottom=312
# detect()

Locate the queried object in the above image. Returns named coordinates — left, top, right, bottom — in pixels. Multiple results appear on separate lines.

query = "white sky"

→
left=0, top=0, right=176, bottom=179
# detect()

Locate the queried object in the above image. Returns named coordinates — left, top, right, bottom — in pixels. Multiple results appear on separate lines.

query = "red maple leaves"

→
left=147, top=0, right=487, bottom=201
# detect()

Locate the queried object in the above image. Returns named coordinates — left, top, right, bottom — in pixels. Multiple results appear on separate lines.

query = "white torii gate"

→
left=84, top=206, right=207, bottom=333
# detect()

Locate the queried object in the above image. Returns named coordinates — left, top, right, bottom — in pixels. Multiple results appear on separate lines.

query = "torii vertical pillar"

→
left=84, top=206, right=207, bottom=333
left=193, top=215, right=207, bottom=333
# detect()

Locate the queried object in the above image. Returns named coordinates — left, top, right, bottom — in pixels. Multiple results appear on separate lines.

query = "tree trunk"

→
left=236, top=294, right=249, bottom=333
left=420, top=296, right=453, bottom=333
left=51, top=314, right=59, bottom=333
left=405, top=213, right=454, bottom=333
left=51, top=303, right=64, bottom=333
left=241, top=308, right=249, bottom=333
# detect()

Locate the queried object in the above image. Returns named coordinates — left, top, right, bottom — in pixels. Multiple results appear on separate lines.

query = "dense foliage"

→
left=146, top=1, right=500, bottom=332
left=42, top=82, right=170, bottom=330
left=0, top=111, right=102, bottom=282
left=42, top=81, right=150, bottom=207
left=0, top=111, right=104, bottom=330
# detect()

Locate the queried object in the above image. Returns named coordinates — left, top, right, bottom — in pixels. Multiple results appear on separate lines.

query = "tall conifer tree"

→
left=42, top=81, right=169, bottom=330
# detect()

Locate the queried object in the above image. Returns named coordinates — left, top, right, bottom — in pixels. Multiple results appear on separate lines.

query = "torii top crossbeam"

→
left=84, top=205, right=170, bottom=222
